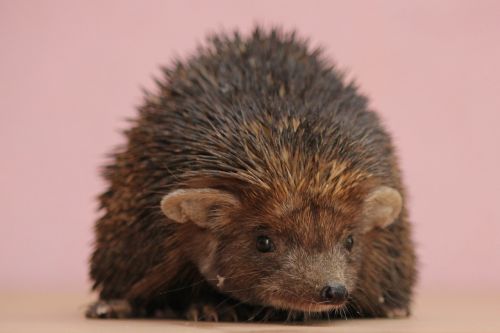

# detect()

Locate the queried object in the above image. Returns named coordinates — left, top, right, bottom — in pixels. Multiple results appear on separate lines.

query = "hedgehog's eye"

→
left=344, top=235, right=354, bottom=251
left=256, top=236, right=275, bottom=253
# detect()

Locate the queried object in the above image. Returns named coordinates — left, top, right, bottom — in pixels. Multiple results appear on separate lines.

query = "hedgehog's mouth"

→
left=266, top=296, right=346, bottom=313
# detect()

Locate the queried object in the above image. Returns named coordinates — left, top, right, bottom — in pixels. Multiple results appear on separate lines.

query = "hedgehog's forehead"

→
left=264, top=190, right=352, bottom=222
left=262, top=165, right=370, bottom=214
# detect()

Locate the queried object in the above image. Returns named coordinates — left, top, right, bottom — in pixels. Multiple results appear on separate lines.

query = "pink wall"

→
left=1, top=1, right=499, bottom=292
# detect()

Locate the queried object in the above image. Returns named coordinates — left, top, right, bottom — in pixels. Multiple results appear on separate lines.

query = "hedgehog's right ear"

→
left=160, top=189, right=240, bottom=227
left=361, top=186, right=402, bottom=233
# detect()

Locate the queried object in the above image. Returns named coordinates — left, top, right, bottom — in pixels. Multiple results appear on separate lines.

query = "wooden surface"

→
left=1, top=291, right=499, bottom=333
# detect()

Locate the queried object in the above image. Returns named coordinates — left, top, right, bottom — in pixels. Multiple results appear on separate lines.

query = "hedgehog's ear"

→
left=160, top=189, right=240, bottom=227
left=361, top=186, right=402, bottom=233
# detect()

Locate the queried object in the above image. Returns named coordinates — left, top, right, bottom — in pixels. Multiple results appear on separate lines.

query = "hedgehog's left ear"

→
left=160, top=188, right=240, bottom=227
left=361, top=186, right=402, bottom=233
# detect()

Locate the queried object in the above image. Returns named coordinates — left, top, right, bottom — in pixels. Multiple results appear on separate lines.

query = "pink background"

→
left=1, top=1, right=499, bottom=293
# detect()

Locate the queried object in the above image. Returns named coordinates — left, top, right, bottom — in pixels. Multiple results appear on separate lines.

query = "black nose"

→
left=320, top=284, right=349, bottom=304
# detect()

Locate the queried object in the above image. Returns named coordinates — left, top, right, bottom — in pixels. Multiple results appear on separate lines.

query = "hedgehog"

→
left=87, top=27, right=417, bottom=322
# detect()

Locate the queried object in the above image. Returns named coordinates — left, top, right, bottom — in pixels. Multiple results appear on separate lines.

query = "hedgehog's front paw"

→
left=86, top=299, right=133, bottom=319
left=384, top=306, right=409, bottom=318
left=184, top=302, right=238, bottom=322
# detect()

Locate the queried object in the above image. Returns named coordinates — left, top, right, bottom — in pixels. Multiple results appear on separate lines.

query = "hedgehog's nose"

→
left=320, top=283, right=348, bottom=304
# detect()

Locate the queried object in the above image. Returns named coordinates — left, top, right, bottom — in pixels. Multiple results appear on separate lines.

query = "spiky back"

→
left=131, top=28, right=397, bottom=199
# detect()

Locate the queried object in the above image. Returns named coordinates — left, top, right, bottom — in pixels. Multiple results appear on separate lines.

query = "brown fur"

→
left=88, top=27, right=417, bottom=321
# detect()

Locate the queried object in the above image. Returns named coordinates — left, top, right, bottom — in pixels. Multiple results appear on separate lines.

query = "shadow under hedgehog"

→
left=87, top=27, right=417, bottom=322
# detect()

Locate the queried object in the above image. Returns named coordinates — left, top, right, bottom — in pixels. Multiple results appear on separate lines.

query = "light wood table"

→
left=1, top=291, right=499, bottom=333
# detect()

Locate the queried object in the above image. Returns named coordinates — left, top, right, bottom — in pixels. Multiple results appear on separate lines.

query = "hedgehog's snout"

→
left=320, top=283, right=349, bottom=305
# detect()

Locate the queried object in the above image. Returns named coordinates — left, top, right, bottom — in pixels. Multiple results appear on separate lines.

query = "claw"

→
left=86, top=299, right=132, bottom=319
left=184, top=302, right=239, bottom=322
left=202, top=304, right=219, bottom=321
left=220, top=306, right=238, bottom=322
left=385, top=307, right=409, bottom=318
left=185, top=304, right=200, bottom=321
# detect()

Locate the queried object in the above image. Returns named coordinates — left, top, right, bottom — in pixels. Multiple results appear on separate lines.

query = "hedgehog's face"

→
left=161, top=185, right=401, bottom=314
